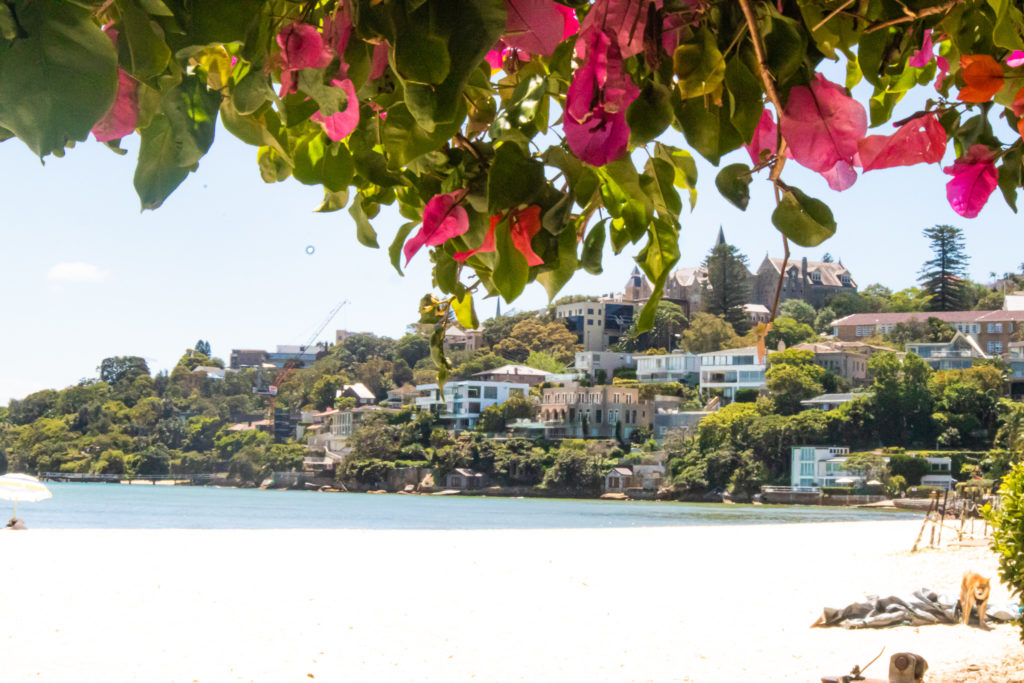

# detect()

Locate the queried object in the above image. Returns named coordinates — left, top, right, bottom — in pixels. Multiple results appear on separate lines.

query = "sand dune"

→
left=0, top=520, right=1019, bottom=682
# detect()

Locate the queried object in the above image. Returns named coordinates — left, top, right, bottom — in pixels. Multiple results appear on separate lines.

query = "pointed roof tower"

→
left=716, top=225, right=726, bottom=246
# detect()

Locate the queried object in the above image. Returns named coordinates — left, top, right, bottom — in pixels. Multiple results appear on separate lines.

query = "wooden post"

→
left=912, top=496, right=937, bottom=553
left=936, top=488, right=949, bottom=547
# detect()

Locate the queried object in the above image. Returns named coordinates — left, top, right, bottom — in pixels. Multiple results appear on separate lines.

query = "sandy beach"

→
left=0, top=519, right=1020, bottom=682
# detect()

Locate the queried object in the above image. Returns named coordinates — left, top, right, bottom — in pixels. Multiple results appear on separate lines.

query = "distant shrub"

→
left=734, top=388, right=760, bottom=403
left=821, top=486, right=854, bottom=495
left=983, top=462, right=1024, bottom=643
left=956, top=479, right=994, bottom=494
left=907, top=485, right=943, bottom=499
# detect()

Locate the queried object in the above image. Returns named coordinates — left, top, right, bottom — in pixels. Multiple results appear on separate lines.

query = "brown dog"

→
left=960, top=571, right=991, bottom=628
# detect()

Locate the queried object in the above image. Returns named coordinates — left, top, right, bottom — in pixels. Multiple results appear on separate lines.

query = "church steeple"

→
left=716, top=225, right=726, bottom=246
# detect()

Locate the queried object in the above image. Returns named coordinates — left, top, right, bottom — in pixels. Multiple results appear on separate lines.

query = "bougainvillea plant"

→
left=1, top=0, right=1023, bottom=380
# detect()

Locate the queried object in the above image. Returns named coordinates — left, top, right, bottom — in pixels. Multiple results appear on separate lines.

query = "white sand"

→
left=0, top=519, right=1020, bottom=682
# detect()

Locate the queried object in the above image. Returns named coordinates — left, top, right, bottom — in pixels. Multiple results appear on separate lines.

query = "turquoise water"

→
left=7, top=483, right=919, bottom=529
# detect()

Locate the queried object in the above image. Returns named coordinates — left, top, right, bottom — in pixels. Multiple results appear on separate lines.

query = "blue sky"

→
left=0, top=87, right=1021, bottom=404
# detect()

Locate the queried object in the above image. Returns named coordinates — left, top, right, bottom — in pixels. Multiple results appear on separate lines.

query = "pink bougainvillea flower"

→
left=454, top=206, right=544, bottom=266
left=958, top=54, right=1004, bottom=103
left=565, top=30, right=639, bottom=166
left=1008, top=50, right=1024, bottom=68
left=934, top=55, right=950, bottom=91
left=91, top=27, right=138, bottom=142
left=909, top=29, right=934, bottom=68
left=819, top=160, right=858, bottom=191
left=404, top=192, right=470, bottom=265
left=277, top=23, right=333, bottom=72
left=502, top=0, right=578, bottom=56
left=744, top=109, right=778, bottom=165
left=856, top=114, right=946, bottom=171
left=577, top=0, right=646, bottom=59
left=369, top=42, right=390, bottom=81
left=93, top=68, right=139, bottom=142
left=780, top=74, right=867, bottom=189
left=310, top=78, right=360, bottom=141
left=943, top=144, right=998, bottom=218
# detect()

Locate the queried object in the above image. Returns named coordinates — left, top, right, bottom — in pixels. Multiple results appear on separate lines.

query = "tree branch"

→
left=864, top=0, right=960, bottom=34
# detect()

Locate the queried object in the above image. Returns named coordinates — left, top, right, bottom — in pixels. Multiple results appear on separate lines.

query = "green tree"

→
left=814, top=306, right=837, bottom=334
left=395, top=334, right=431, bottom=368
left=919, top=225, right=970, bottom=312
left=98, top=356, right=150, bottom=386
left=493, top=318, right=577, bottom=364
left=524, top=350, right=565, bottom=373
left=703, top=241, right=751, bottom=334
left=765, top=317, right=817, bottom=350
left=616, top=301, right=687, bottom=351
left=778, top=299, right=816, bottom=326
left=765, top=349, right=825, bottom=415
left=681, top=313, right=740, bottom=354
left=868, top=352, right=934, bottom=446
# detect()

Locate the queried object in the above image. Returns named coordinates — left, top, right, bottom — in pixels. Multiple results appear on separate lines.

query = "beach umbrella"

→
left=0, top=473, right=52, bottom=518
left=834, top=477, right=856, bottom=485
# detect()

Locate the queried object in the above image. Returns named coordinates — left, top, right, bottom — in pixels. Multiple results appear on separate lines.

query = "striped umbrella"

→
left=0, top=473, right=52, bottom=519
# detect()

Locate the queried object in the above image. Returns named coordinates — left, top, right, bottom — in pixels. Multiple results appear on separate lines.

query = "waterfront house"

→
left=473, top=364, right=549, bottom=386
left=539, top=382, right=652, bottom=439
left=554, top=297, right=635, bottom=352
left=831, top=310, right=1024, bottom=355
left=790, top=340, right=885, bottom=385
left=799, top=393, right=862, bottom=411
left=698, top=346, right=766, bottom=403
left=339, top=382, right=377, bottom=405
left=191, top=365, right=226, bottom=380
left=415, top=381, right=530, bottom=431
left=636, top=352, right=700, bottom=385
left=574, top=351, right=637, bottom=381
left=605, top=466, right=633, bottom=492
left=790, top=446, right=852, bottom=489
left=905, top=332, right=989, bottom=371
left=446, top=468, right=485, bottom=490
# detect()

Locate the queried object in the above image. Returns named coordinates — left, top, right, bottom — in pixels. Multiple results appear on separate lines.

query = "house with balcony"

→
left=573, top=351, right=637, bottom=381
left=790, top=447, right=954, bottom=490
left=698, top=346, right=766, bottom=403
left=790, top=340, right=886, bottom=385
left=472, top=364, right=549, bottom=386
left=831, top=310, right=1024, bottom=355
left=415, top=381, right=530, bottom=431
left=905, top=332, right=989, bottom=371
left=636, top=352, right=700, bottom=385
left=554, top=298, right=635, bottom=352
left=539, top=382, right=652, bottom=439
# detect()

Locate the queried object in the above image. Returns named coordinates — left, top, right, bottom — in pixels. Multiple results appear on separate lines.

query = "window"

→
left=613, top=393, right=620, bottom=403
left=800, top=462, right=814, bottom=476
left=855, top=325, right=874, bottom=337
left=988, top=341, right=1003, bottom=354
left=733, top=355, right=754, bottom=366
left=840, top=274, right=851, bottom=285
left=484, top=386, right=497, bottom=399
left=587, top=319, right=593, bottom=325
left=595, top=410, right=602, bottom=424
left=811, top=272, right=821, bottom=282
left=988, top=323, right=1004, bottom=334
left=467, top=386, right=480, bottom=398
left=587, top=308, right=594, bottom=314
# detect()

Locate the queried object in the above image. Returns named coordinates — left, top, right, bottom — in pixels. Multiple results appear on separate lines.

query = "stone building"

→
left=752, top=256, right=857, bottom=308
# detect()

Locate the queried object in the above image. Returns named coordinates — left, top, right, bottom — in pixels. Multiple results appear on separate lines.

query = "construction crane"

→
left=258, top=299, right=350, bottom=442
left=253, top=298, right=348, bottom=398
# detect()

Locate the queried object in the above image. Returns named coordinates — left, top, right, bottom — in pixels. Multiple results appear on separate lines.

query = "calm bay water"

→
left=8, top=483, right=919, bottom=529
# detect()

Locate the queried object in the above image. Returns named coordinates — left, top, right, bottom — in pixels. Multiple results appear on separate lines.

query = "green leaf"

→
left=0, top=3, right=20, bottom=41
left=761, top=9, right=806, bottom=89
left=771, top=187, right=837, bottom=247
left=315, top=189, right=350, bottom=214
left=673, top=28, right=726, bottom=100
left=232, top=68, right=272, bottom=116
left=626, top=82, right=674, bottom=146
left=487, top=142, right=545, bottom=214
left=998, top=146, right=1022, bottom=213
left=394, top=30, right=450, bottom=85
left=389, top=221, right=418, bottom=275
left=429, top=324, right=451, bottom=388
left=645, top=157, right=682, bottom=220
left=396, top=0, right=505, bottom=130
left=634, top=217, right=680, bottom=331
left=492, top=216, right=530, bottom=302
left=381, top=102, right=464, bottom=169
left=161, top=73, right=219, bottom=167
left=715, top=163, right=752, bottom=211
left=172, top=0, right=263, bottom=46
left=536, top=224, right=578, bottom=300
left=675, top=94, right=742, bottom=166
left=723, top=56, right=763, bottom=143
left=451, top=291, right=478, bottom=329
left=0, top=0, right=118, bottom=157
left=349, top=194, right=380, bottom=248
left=116, top=0, right=172, bottom=81
left=133, top=114, right=191, bottom=209
left=581, top=220, right=606, bottom=275
left=991, top=0, right=1024, bottom=51
left=655, top=143, right=698, bottom=210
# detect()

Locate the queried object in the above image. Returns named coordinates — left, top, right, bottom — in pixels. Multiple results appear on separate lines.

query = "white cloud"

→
left=46, top=262, right=110, bottom=284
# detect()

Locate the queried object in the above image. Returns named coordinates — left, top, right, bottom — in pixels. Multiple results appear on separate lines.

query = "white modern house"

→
left=790, top=447, right=955, bottom=490
left=415, top=381, right=530, bottom=431
left=905, top=332, right=988, bottom=371
left=790, top=446, right=852, bottom=489
left=636, top=352, right=700, bottom=384
left=574, top=351, right=636, bottom=381
left=698, top=346, right=766, bottom=402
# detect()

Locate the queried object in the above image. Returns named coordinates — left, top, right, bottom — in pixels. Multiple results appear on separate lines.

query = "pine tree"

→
left=703, top=240, right=751, bottom=333
left=918, top=225, right=969, bottom=311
